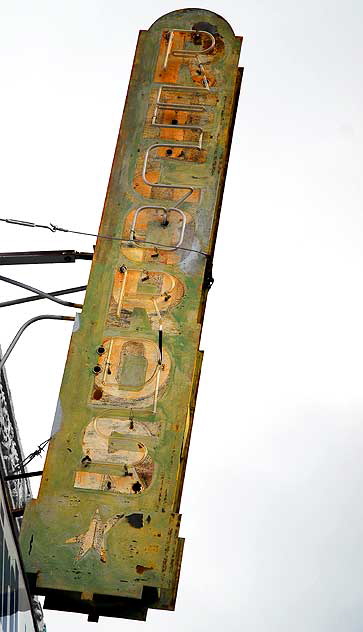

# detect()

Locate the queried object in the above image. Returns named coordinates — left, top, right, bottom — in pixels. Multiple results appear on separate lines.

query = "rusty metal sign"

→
left=20, top=8, right=242, bottom=622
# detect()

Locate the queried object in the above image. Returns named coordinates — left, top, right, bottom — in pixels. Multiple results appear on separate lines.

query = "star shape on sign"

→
left=65, top=509, right=124, bottom=563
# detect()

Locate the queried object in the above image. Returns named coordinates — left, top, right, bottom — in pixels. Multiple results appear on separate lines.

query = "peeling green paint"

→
left=20, top=8, right=242, bottom=622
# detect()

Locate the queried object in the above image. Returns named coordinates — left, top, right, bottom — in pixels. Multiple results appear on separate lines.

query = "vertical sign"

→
left=20, top=9, right=242, bottom=622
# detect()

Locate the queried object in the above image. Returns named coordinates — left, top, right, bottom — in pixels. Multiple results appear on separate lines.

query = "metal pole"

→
left=0, top=314, right=75, bottom=372
left=0, top=274, right=83, bottom=308
left=4, top=471, right=43, bottom=481
left=0, top=250, right=93, bottom=265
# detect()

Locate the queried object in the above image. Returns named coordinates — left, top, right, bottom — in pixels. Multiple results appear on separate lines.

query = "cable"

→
left=0, top=218, right=56, bottom=232
left=10, top=438, right=51, bottom=473
left=52, top=223, right=210, bottom=257
left=0, top=274, right=83, bottom=309
left=0, top=285, right=87, bottom=309
left=0, top=217, right=209, bottom=258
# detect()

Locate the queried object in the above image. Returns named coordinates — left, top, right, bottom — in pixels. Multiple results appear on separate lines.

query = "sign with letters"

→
left=20, top=9, right=242, bottom=622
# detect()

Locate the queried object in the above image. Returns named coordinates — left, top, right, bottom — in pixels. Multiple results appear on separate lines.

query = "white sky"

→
left=1, top=1, right=363, bottom=631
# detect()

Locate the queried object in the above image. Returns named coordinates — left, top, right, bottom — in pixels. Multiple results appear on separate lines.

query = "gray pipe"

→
left=0, top=314, right=75, bottom=372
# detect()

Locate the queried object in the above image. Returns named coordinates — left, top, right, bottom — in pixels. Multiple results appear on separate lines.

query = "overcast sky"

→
left=1, top=1, right=363, bottom=631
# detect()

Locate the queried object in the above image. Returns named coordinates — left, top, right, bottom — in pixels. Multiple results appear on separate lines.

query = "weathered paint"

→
left=20, top=8, right=242, bottom=622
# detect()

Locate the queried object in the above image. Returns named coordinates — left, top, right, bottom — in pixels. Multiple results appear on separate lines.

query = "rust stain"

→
left=136, top=564, right=153, bottom=575
left=20, top=8, right=243, bottom=622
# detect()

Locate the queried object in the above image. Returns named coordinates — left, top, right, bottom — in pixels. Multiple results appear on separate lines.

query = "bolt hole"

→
left=132, top=482, right=142, bottom=493
left=192, top=33, right=202, bottom=45
left=171, top=119, right=178, bottom=125
left=97, top=346, right=105, bottom=355
left=166, top=149, right=173, bottom=156
left=93, top=365, right=101, bottom=374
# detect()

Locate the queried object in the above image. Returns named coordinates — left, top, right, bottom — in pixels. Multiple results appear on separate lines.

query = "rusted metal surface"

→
left=20, top=8, right=242, bottom=622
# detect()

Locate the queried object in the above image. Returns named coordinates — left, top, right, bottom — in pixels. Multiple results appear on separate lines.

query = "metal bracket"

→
left=5, top=471, right=43, bottom=482
left=11, top=507, right=25, bottom=518
left=0, top=250, right=93, bottom=266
